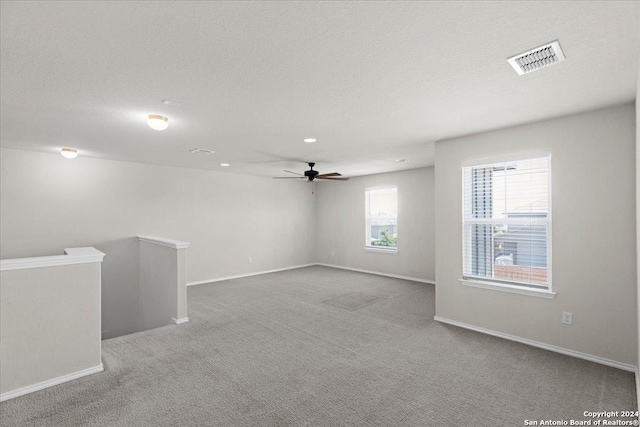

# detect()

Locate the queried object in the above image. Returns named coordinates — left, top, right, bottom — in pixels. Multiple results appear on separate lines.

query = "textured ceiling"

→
left=1, top=1, right=639, bottom=177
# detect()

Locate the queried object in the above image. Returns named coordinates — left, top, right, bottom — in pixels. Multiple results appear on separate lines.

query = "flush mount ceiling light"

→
left=303, top=138, right=317, bottom=143
left=396, top=159, right=407, bottom=163
left=147, top=114, right=169, bottom=131
left=507, top=40, right=566, bottom=75
left=61, top=148, right=78, bottom=159
left=220, top=163, right=230, bottom=167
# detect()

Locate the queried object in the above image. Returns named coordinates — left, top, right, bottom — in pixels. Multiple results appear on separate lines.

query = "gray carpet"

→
left=0, top=266, right=635, bottom=426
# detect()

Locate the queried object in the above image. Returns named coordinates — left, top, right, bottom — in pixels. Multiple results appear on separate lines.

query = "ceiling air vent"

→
left=507, top=40, right=565, bottom=75
left=189, top=148, right=214, bottom=155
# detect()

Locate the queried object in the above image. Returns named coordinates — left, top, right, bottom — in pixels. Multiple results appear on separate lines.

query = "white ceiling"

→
left=1, top=1, right=639, bottom=178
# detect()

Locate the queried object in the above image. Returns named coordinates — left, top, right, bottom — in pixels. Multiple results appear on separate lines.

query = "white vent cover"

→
left=189, top=148, right=214, bottom=155
left=162, top=99, right=182, bottom=107
left=507, top=40, right=565, bottom=75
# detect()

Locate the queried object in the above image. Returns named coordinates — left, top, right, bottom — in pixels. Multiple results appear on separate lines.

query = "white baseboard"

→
left=434, top=316, right=636, bottom=373
left=187, top=263, right=317, bottom=287
left=316, top=263, right=435, bottom=285
left=172, top=317, right=189, bottom=325
left=188, top=263, right=434, bottom=287
left=0, top=364, right=104, bottom=402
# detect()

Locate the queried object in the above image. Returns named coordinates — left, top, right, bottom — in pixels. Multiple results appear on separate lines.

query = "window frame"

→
left=460, top=152, right=553, bottom=296
left=364, top=185, right=398, bottom=253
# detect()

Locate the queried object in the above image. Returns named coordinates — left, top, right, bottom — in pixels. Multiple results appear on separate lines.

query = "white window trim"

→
left=364, top=246, right=398, bottom=254
left=459, top=278, right=556, bottom=299
left=365, top=185, right=398, bottom=251
left=460, top=153, right=553, bottom=294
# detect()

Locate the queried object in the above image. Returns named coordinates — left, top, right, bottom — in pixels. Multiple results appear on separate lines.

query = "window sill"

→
left=459, top=278, right=556, bottom=299
left=364, top=247, right=398, bottom=254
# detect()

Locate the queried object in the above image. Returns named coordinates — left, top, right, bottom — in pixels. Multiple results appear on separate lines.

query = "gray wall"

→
left=0, top=149, right=316, bottom=338
left=315, top=167, right=435, bottom=282
left=435, top=103, right=637, bottom=366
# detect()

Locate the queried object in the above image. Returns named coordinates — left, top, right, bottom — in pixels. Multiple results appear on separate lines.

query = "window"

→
left=462, top=154, right=551, bottom=289
left=365, top=187, right=397, bottom=251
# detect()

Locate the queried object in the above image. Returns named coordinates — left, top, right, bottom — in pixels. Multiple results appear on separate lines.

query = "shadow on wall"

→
left=94, top=237, right=140, bottom=339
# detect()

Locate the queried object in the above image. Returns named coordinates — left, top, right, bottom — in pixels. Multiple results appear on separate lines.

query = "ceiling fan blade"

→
left=284, top=170, right=303, bottom=176
left=272, top=177, right=307, bottom=179
left=317, top=177, right=349, bottom=181
left=316, top=172, right=342, bottom=178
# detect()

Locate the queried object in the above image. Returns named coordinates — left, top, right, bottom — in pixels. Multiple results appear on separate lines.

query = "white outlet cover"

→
left=562, top=312, right=572, bottom=325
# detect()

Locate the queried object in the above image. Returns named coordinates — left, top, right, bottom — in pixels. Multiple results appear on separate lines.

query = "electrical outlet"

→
left=248, top=256, right=252, bottom=263
left=331, top=250, right=335, bottom=256
left=562, top=312, right=572, bottom=325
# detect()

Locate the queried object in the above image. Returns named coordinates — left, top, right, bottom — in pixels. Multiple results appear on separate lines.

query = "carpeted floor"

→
left=0, top=266, right=635, bottom=426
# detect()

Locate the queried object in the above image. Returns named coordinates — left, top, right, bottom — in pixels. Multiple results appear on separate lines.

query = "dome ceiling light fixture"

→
left=147, top=114, right=169, bottom=131
left=61, top=148, right=78, bottom=159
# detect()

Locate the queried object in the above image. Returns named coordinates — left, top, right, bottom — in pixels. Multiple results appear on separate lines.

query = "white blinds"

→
left=367, top=187, right=398, bottom=218
left=462, top=156, right=550, bottom=288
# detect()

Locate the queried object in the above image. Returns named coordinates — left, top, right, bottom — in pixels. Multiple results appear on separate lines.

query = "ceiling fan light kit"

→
left=273, top=163, right=349, bottom=182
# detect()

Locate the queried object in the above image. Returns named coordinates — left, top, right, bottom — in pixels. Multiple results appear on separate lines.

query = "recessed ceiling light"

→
left=61, top=148, right=78, bottom=159
left=147, top=114, right=169, bottom=131
left=303, top=138, right=317, bottom=143
left=396, top=159, right=407, bottom=163
left=220, top=163, right=230, bottom=167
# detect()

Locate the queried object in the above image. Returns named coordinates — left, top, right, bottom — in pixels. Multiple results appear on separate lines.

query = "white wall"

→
left=0, top=149, right=316, bottom=338
left=315, top=167, right=435, bottom=282
left=138, top=240, right=187, bottom=330
left=636, top=54, right=640, bottom=397
left=1, top=260, right=102, bottom=398
left=435, top=103, right=637, bottom=366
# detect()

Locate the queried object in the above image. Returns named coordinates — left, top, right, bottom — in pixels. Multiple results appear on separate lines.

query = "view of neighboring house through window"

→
left=365, top=187, right=398, bottom=250
left=462, top=155, right=551, bottom=288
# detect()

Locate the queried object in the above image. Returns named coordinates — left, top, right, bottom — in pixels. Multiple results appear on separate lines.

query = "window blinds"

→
left=462, top=156, right=550, bottom=288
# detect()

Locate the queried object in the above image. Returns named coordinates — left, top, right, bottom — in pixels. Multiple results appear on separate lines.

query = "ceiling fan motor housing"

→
left=305, top=162, right=319, bottom=180
left=304, top=170, right=319, bottom=180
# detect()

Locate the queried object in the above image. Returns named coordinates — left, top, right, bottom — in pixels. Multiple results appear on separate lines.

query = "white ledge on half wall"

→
left=137, top=236, right=190, bottom=249
left=0, top=247, right=105, bottom=272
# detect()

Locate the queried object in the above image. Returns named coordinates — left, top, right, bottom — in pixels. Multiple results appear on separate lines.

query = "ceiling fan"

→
left=272, top=162, right=349, bottom=182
